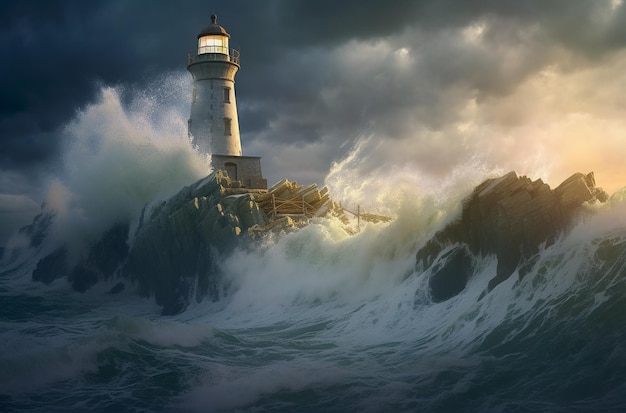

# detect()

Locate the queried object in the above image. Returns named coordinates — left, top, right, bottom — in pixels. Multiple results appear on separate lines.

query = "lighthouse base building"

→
left=211, top=154, right=267, bottom=189
left=188, top=14, right=267, bottom=189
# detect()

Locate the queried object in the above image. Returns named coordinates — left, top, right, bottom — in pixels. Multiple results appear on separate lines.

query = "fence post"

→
left=272, top=193, right=276, bottom=220
left=357, top=204, right=360, bottom=232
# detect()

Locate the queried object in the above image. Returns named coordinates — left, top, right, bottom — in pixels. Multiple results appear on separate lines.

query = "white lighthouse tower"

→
left=188, top=14, right=266, bottom=188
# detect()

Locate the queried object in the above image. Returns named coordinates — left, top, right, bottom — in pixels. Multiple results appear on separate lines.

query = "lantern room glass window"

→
left=198, top=35, right=229, bottom=55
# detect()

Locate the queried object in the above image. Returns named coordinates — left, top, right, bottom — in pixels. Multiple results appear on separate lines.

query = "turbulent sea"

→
left=2, top=81, right=626, bottom=412
left=2, top=201, right=626, bottom=413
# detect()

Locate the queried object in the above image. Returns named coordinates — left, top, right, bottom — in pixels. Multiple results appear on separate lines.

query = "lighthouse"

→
left=188, top=14, right=266, bottom=189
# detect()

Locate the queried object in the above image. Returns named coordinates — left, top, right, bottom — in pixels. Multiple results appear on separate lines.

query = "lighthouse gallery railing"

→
left=188, top=48, right=241, bottom=66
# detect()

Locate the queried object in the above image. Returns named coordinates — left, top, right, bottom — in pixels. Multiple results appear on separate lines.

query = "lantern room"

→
left=197, top=14, right=230, bottom=55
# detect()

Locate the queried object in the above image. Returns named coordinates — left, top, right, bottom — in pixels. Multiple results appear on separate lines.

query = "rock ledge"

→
left=416, top=171, right=608, bottom=302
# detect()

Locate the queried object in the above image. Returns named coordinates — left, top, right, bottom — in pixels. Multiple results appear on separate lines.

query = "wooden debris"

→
left=359, top=213, right=394, bottom=224
left=219, top=171, right=394, bottom=230
left=253, top=179, right=332, bottom=219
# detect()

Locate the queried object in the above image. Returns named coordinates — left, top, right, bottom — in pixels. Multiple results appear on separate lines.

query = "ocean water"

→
left=2, top=199, right=626, bottom=412
left=2, top=80, right=626, bottom=412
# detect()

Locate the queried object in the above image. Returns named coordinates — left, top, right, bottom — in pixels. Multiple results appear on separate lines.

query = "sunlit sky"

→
left=1, top=0, right=626, bottom=245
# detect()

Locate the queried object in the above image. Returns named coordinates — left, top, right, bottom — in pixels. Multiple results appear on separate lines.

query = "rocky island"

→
left=11, top=169, right=614, bottom=315
left=26, top=171, right=341, bottom=314
left=416, top=171, right=609, bottom=302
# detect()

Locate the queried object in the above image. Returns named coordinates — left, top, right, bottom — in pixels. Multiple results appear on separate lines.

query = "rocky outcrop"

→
left=32, top=246, right=69, bottom=284
left=27, top=171, right=270, bottom=315
left=416, top=171, right=609, bottom=302
left=69, top=222, right=130, bottom=292
left=30, top=223, right=129, bottom=288
left=427, top=245, right=474, bottom=302
left=124, top=170, right=269, bottom=315
left=18, top=208, right=55, bottom=248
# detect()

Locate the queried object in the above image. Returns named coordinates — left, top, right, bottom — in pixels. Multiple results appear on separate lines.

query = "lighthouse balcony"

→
left=188, top=49, right=240, bottom=66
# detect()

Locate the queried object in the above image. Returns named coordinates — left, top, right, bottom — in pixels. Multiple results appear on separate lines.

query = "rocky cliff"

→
left=124, top=170, right=269, bottom=314
left=416, top=171, right=609, bottom=302
left=28, top=171, right=270, bottom=315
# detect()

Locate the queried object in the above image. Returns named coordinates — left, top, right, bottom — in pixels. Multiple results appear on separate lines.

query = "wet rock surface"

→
left=27, top=171, right=270, bottom=315
left=416, top=171, right=609, bottom=301
left=125, top=170, right=269, bottom=315
left=428, top=245, right=474, bottom=303
left=32, top=247, right=69, bottom=285
left=18, top=208, right=55, bottom=248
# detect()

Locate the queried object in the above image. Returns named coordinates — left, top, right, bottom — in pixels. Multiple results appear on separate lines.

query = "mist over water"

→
left=2, top=78, right=626, bottom=412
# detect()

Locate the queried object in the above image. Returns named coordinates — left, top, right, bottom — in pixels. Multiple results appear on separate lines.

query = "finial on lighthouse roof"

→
left=197, top=13, right=230, bottom=38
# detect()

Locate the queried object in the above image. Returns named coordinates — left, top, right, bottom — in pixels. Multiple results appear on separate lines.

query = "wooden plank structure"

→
left=220, top=171, right=393, bottom=230
left=253, top=179, right=334, bottom=219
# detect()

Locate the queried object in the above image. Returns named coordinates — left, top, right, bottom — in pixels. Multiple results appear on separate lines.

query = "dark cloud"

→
left=2, top=0, right=624, bottom=169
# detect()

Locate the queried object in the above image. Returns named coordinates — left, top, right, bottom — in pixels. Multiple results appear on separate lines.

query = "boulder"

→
left=416, top=171, right=609, bottom=300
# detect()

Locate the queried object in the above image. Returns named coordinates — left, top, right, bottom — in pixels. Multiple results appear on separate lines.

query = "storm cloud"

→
left=2, top=0, right=626, bottom=244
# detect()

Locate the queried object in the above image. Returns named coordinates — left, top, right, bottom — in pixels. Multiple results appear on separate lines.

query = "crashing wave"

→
left=4, top=168, right=620, bottom=317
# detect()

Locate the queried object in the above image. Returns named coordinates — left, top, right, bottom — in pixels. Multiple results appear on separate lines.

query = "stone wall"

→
left=212, top=154, right=267, bottom=189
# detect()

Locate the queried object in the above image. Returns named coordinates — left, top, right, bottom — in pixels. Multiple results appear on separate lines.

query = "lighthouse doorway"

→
left=224, top=162, right=238, bottom=181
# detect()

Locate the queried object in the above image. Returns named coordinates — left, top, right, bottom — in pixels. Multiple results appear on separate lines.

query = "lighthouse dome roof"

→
left=197, top=14, right=230, bottom=38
